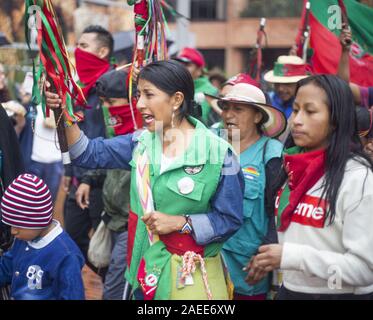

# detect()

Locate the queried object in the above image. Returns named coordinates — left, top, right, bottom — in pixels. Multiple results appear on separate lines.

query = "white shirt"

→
left=277, top=158, right=373, bottom=295
left=159, top=153, right=177, bottom=175
left=31, top=105, right=62, bottom=163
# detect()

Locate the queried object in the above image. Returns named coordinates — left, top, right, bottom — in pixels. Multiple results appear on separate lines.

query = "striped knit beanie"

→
left=1, top=174, right=53, bottom=229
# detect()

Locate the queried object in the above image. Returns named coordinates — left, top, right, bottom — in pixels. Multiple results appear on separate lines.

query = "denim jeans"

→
left=28, top=160, right=63, bottom=203
left=103, top=230, right=128, bottom=300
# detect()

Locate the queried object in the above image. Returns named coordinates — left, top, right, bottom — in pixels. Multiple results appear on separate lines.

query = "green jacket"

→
left=102, top=169, right=131, bottom=232
left=194, top=76, right=218, bottom=126
left=126, top=117, right=231, bottom=299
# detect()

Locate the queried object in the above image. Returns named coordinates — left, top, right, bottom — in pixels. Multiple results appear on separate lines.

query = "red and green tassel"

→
left=126, top=0, right=169, bottom=130
left=25, top=0, right=85, bottom=122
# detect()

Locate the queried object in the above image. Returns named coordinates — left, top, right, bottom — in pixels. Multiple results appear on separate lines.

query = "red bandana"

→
left=75, top=48, right=110, bottom=98
left=102, top=103, right=142, bottom=138
left=277, top=147, right=326, bottom=231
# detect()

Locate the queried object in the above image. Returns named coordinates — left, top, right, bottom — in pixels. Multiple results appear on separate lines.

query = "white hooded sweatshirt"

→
left=276, top=158, right=373, bottom=295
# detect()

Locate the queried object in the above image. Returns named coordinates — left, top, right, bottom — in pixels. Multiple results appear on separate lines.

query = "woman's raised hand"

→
left=340, top=23, right=352, bottom=51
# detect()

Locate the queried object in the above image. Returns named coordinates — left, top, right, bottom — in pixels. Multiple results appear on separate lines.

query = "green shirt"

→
left=194, top=76, right=219, bottom=125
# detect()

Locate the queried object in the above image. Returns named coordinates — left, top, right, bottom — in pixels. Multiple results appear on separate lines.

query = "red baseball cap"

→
left=225, top=73, right=260, bottom=88
left=175, top=47, right=206, bottom=68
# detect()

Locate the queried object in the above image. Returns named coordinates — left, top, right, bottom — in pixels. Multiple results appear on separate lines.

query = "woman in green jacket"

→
left=45, top=60, right=244, bottom=300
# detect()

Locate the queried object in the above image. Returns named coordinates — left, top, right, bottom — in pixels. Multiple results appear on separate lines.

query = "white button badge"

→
left=178, top=177, right=195, bottom=195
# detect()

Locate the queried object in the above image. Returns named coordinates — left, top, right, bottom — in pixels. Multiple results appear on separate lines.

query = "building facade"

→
left=1, top=0, right=373, bottom=79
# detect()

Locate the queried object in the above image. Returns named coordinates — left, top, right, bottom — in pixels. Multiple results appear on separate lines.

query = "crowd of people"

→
left=0, top=22, right=373, bottom=301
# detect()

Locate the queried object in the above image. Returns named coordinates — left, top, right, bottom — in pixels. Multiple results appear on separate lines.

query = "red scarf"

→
left=75, top=48, right=110, bottom=98
left=102, top=103, right=142, bottom=138
left=277, top=147, right=326, bottom=231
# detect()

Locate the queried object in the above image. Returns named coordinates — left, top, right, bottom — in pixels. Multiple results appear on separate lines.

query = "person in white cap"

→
left=264, top=55, right=309, bottom=120
left=0, top=174, right=85, bottom=300
left=217, top=83, right=287, bottom=300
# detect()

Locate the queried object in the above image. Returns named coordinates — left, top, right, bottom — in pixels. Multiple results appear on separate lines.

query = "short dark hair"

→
left=82, top=25, right=114, bottom=58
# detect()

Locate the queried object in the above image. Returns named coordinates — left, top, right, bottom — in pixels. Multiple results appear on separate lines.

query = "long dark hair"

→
left=138, top=60, right=200, bottom=121
left=282, top=75, right=373, bottom=225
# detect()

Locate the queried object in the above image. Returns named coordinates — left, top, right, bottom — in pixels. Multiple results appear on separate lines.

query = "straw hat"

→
left=264, top=55, right=309, bottom=84
left=217, top=83, right=287, bottom=138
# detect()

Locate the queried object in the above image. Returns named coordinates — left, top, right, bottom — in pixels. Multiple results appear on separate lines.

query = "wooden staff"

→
left=48, top=78, right=71, bottom=165
left=338, top=0, right=352, bottom=45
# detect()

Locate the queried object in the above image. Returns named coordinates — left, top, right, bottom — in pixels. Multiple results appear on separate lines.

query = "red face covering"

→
left=75, top=48, right=110, bottom=98
left=102, top=103, right=142, bottom=137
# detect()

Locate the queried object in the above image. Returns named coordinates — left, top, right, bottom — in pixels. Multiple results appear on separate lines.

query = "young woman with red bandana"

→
left=246, top=75, right=373, bottom=300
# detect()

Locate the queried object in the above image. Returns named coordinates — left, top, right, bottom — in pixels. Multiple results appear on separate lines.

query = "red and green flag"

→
left=296, top=0, right=373, bottom=87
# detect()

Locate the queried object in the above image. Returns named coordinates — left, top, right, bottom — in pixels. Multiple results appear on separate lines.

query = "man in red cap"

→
left=175, top=47, right=219, bottom=126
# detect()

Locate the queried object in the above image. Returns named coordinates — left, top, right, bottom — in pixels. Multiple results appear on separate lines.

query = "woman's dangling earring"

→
left=171, top=107, right=177, bottom=129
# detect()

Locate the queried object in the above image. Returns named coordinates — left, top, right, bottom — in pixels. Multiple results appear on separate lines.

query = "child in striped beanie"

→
left=0, top=174, right=85, bottom=300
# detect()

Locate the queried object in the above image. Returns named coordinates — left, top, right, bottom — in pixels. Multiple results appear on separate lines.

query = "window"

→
left=191, top=0, right=226, bottom=21
left=241, top=0, right=303, bottom=18
left=200, top=49, right=225, bottom=70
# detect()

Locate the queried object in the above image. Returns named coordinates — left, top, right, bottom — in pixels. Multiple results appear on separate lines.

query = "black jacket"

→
left=0, top=104, right=24, bottom=250
left=0, top=104, right=24, bottom=190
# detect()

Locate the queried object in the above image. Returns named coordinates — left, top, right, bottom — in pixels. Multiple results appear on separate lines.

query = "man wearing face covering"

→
left=77, top=69, right=141, bottom=299
left=62, top=25, right=114, bottom=273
